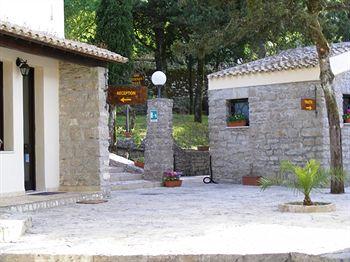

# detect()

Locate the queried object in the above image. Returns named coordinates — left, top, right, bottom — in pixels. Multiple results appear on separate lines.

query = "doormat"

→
left=76, top=199, right=108, bottom=204
left=29, top=192, right=66, bottom=196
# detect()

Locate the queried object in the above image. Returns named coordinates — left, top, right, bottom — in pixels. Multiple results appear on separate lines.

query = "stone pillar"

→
left=144, top=98, right=174, bottom=181
left=59, top=62, right=110, bottom=197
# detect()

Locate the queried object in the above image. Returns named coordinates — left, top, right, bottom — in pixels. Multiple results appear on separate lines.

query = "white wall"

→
left=0, top=0, right=64, bottom=37
left=0, top=47, right=59, bottom=196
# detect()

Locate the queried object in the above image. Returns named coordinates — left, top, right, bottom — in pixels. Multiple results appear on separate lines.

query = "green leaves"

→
left=261, top=159, right=329, bottom=205
left=227, top=114, right=246, bottom=122
left=95, top=0, right=134, bottom=85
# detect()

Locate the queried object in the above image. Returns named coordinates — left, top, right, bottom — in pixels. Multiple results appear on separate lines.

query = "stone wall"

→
left=114, top=140, right=209, bottom=176
left=336, top=71, right=350, bottom=174
left=144, top=99, right=174, bottom=181
left=59, top=62, right=110, bottom=195
left=174, top=144, right=210, bottom=176
left=209, top=80, right=329, bottom=182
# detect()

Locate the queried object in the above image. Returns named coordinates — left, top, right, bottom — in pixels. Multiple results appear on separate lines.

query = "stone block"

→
left=59, top=62, right=109, bottom=195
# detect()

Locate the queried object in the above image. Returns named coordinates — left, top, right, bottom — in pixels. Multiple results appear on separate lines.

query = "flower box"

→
left=197, top=145, right=209, bottom=151
left=227, top=120, right=247, bottom=127
left=134, top=161, right=144, bottom=169
left=343, top=109, right=350, bottom=123
left=163, top=171, right=182, bottom=187
left=242, top=176, right=262, bottom=186
left=164, top=180, right=182, bottom=187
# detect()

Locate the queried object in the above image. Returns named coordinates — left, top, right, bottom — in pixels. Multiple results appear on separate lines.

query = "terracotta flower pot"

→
left=164, top=180, right=182, bottom=187
left=134, top=161, right=144, bottom=169
left=242, top=176, right=262, bottom=186
left=345, top=118, right=350, bottom=123
left=197, top=145, right=209, bottom=151
left=227, top=120, right=247, bottom=127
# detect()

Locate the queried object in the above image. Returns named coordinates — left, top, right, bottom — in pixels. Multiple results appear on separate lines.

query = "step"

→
left=111, top=180, right=162, bottom=191
left=109, top=172, right=143, bottom=182
left=0, top=216, right=32, bottom=242
left=0, top=192, right=104, bottom=213
left=109, top=166, right=125, bottom=173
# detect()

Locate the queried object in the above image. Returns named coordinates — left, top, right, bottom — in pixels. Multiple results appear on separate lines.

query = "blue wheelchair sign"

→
left=150, top=109, right=158, bottom=122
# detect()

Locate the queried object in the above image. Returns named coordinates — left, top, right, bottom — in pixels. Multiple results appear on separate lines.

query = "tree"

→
left=95, top=0, right=134, bottom=85
left=305, top=0, right=345, bottom=193
left=95, top=0, right=134, bottom=150
left=243, top=0, right=348, bottom=193
left=133, top=0, right=181, bottom=72
left=175, top=0, right=247, bottom=122
left=64, top=0, right=100, bottom=43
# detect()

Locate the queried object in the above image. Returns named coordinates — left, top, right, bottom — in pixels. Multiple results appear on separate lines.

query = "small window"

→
left=0, top=62, right=3, bottom=150
left=343, top=94, right=350, bottom=123
left=227, top=98, right=249, bottom=127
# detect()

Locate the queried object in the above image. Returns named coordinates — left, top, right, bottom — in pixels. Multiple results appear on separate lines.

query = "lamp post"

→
left=151, top=71, right=167, bottom=98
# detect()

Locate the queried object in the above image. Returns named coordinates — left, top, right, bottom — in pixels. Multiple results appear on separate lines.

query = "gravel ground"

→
left=0, top=176, right=349, bottom=257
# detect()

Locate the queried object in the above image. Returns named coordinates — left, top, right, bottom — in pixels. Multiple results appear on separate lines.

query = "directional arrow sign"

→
left=121, top=97, right=132, bottom=103
left=107, top=86, right=147, bottom=105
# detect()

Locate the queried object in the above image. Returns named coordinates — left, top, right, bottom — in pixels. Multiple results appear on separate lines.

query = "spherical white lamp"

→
left=151, top=71, right=167, bottom=98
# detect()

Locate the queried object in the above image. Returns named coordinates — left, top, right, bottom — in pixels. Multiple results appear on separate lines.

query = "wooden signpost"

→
left=108, top=74, right=147, bottom=135
left=107, top=85, right=147, bottom=105
left=131, top=73, right=145, bottom=86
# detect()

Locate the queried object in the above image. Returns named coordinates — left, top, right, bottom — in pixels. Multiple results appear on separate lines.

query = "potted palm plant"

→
left=227, top=114, right=247, bottom=127
left=163, top=171, right=183, bottom=187
left=343, top=109, right=350, bottom=123
left=260, top=159, right=336, bottom=212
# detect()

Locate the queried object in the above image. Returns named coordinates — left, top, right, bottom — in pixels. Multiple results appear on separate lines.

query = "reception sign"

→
left=108, top=86, right=147, bottom=105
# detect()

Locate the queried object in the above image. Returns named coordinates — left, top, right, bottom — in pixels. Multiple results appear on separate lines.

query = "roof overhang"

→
left=0, top=21, right=128, bottom=68
left=208, top=51, right=350, bottom=91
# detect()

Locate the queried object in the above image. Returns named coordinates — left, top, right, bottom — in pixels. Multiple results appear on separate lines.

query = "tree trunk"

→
left=130, top=106, right=136, bottom=130
left=303, top=194, right=313, bottom=206
left=154, top=26, right=167, bottom=71
left=307, top=0, right=344, bottom=194
left=194, top=58, right=204, bottom=123
left=187, top=55, right=194, bottom=114
left=108, top=105, right=116, bottom=152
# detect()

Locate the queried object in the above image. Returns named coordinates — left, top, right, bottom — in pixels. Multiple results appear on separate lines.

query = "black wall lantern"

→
left=16, top=58, right=30, bottom=77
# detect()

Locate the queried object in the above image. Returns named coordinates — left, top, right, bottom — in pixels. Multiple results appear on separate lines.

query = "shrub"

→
left=260, top=159, right=329, bottom=206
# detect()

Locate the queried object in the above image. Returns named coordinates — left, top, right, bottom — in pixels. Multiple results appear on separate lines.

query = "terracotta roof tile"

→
left=208, top=43, right=350, bottom=79
left=0, top=20, right=128, bottom=64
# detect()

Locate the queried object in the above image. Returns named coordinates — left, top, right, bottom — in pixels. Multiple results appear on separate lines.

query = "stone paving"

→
left=0, top=176, right=349, bottom=258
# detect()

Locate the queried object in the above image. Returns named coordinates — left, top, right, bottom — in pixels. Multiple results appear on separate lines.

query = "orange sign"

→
left=301, top=98, right=316, bottom=111
left=108, top=86, right=147, bottom=105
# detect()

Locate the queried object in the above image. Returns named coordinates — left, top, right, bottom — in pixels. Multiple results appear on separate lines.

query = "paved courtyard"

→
left=1, top=177, right=350, bottom=258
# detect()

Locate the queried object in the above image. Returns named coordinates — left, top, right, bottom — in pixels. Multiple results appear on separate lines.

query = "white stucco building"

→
left=0, top=0, right=126, bottom=196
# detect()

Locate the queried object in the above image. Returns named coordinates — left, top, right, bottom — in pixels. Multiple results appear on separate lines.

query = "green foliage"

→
left=328, top=167, right=348, bottom=184
left=95, top=0, right=134, bottom=85
left=172, top=114, right=209, bottom=148
left=343, top=114, right=350, bottom=120
left=260, top=160, right=329, bottom=206
left=133, top=0, right=182, bottom=71
left=115, top=114, right=209, bottom=149
left=227, top=114, right=246, bottom=122
left=64, top=0, right=100, bottom=43
left=133, top=156, right=144, bottom=163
